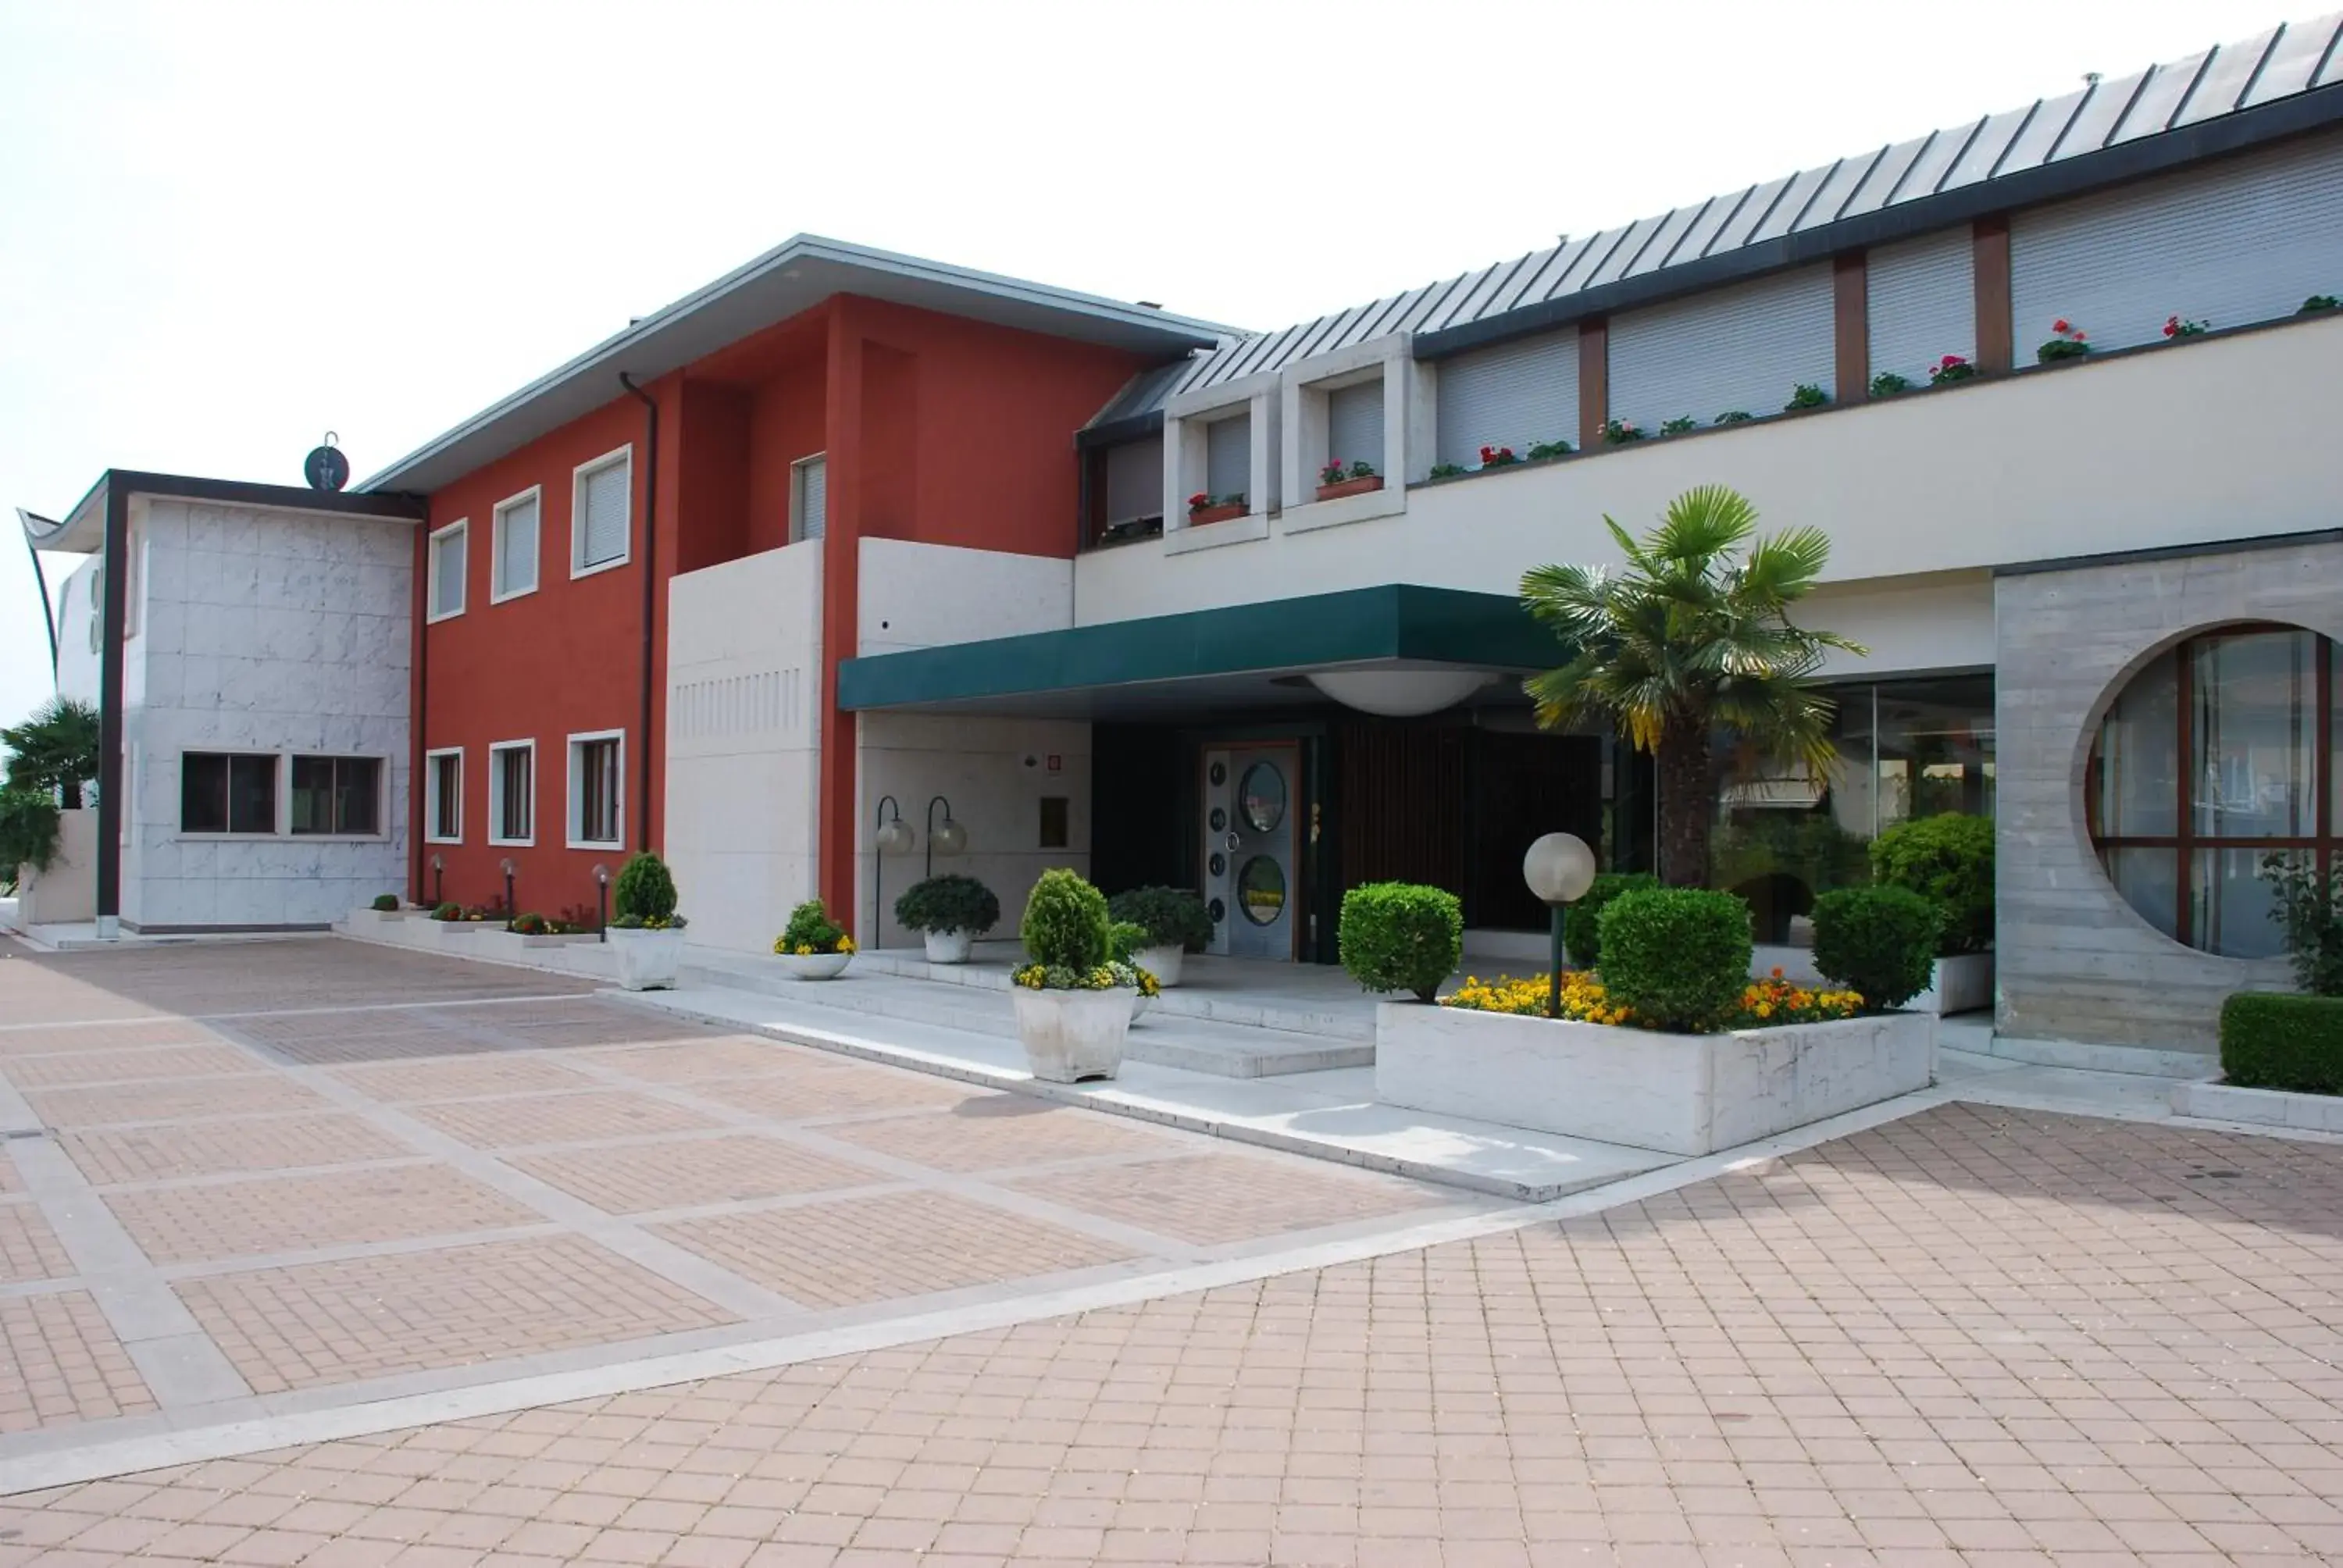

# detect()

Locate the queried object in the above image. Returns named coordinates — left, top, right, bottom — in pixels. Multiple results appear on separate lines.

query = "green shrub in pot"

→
left=893, top=874, right=1000, bottom=937
left=1596, top=887, right=1750, bottom=1031
left=1338, top=882, right=1462, bottom=1003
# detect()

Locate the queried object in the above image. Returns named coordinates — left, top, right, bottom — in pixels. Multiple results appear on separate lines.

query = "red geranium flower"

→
left=1187, top=492, right=1208, bottom=508
left=2074, top=331, right=2087, bottom=342
left=2052, top=319, right=2070, bottom=334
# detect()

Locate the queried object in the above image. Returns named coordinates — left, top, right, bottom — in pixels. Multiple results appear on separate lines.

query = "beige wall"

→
left=16, top=808, right=98, bottom=926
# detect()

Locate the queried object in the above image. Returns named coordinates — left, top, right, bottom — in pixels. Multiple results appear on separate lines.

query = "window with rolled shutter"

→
left=493, top=493, right=539, bottom=599
left=2011, top=127, right=2343, bottom=354
left=1102, top=436, right=1163, bottom=522
left=1204, top=413, right=1250, bottom=499
left=1435, top=330, right=1578, bottom=467
left=1610, top=264, right=1835, bottom=429
left=794, top=456, right=827, bottom=541
left=429, top=523, right=466, bottom=618
left=575, top=454, right=630, bottom=570
left=1325, top=380, right=1384, bottom=472
left=1867, top=228, right=1975, bottom=383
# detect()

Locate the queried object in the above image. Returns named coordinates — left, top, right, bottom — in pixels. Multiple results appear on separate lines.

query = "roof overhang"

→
left=836, top=584, right=1560, bottom=718
left=362, top=235, right=1239, bottom=497
left=20, top=471, right=426, bottom=554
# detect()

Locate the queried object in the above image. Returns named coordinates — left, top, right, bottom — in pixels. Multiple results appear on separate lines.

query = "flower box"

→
left=773, top=951, right=852, bottom=981
left=609, top=925, right=684, bottom=990
left=1375, top=1003, right=1935, bottom=1155
left=1313, top=476, right=1384, bottom=503
left=1188, top=502, right=1246, bottom=526
left=1752, top=946, right=1992, bottom=1017
left=1013, top=986, right=1136, bottom=1082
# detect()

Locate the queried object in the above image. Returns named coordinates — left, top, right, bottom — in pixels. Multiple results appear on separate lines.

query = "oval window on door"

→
left=1237, top=856, right=1286, bottom=925
left=1239, top=762, right=1286, bottom=832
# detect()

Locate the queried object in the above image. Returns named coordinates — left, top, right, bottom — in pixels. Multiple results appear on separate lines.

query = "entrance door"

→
left=1201, top=743, right=1299, bottom=960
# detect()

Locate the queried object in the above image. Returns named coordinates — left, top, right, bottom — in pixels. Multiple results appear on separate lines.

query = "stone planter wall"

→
left=2170, top=1080, right=2343, bottom=1132
left=1750, top=945, right=1993, bottom=1017
left=1375, top=1003, right=1936, bottom=1156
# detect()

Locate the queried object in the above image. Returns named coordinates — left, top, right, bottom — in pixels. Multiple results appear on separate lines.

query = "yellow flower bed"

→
left=1443, top=968, right=1861, bottom=1032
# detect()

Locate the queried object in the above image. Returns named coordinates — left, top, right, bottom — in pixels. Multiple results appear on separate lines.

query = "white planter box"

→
left=1752, top=945, right=1994, bottom=1017
left=1013, top=987, right=1136, bottom=1082
left=1135, top=945, right=1186, bottom=987
left=2171, top=1080, right=2343, bottom=1132
left=348, top=907, right=407, bottom=925
left=1375, top=1003, right=1937, bottom=1156
left=429, top=918, right=491, bottom=941
left=922, top=928, right=973, bottom=964
left=609, top=927, right=685, bottom=990
left=772, top=952, right=852, bottom=981
left=471, top=928, right=597, bottom=962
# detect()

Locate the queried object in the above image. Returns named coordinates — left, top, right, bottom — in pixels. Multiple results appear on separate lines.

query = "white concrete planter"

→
left=1375, top=1003, right=1937, bottom=1156
left=348, top=907, right=406, bottom=925
left=1135, top=945, right=1186, bottom=987
left=609, top=927, right=685, bottom=991
left=473, top=928, right=597, bottom=961
left=773, top=952, right=852, bottom=982
left=2172, top=1080, right=2343, bottom=1132
left=922, top=928, right=974, bottom=964
left=430, top=918, right=490, bottom=940
left=1752, top=945, right=1995, bottom=1016
left=1013, top=987, right=1136, bottom=1082
left=1132, top=992, right=1156, bottom=1025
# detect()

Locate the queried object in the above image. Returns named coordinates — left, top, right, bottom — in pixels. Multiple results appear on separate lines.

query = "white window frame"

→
left=487, top=739, right=537, bottom=848
left=565, top=729, right=626, bottom=850
left=790, top=452, right=827, bottom=544
left=423, top=747, right=464, bottom=845
left=426, top=519, right=469, bottom=622
left=490, top=486, right=542, bottom=604
left=176, top=749, right=283, bottom=839
left=571, top=444, right=633, bottom=579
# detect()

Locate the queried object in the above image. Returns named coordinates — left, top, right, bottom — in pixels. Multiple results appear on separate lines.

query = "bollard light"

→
left=499, top=857, right=517, bottom=930
left=1522, top=832, right=1597, bottom=1019
left=593, top=863, right=611, bottom=943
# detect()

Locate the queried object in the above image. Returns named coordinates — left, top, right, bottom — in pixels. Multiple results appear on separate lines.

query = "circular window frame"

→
left=2084, top=619, right=2335, bottom=955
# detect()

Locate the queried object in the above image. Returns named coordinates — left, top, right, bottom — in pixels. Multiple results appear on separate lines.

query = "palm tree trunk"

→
left=1656, top=719, right=1714, bottom=888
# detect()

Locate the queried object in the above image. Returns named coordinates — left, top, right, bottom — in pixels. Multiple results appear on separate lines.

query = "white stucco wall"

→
left=52, top=556, right=102, bottom=705
left=124, top=497, right=412, bottom=929
left=1075, top=314, right=2343, bottom=679
left=665, top=540, right=823, bottom=953
left=855, top=712, right=1091, bottom=951
left=855, top=537, right=1072, bottom=655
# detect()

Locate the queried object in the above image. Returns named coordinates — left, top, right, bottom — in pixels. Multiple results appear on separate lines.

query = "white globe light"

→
left=874, top=821, right=915, bottom=855
left=1522, top=832, right=1597, bottom=905
left=933, top=819, right=968, bottom=857
left=1306, top=668, right=1493, bottom=718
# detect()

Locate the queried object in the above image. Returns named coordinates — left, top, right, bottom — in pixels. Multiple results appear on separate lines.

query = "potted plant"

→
left=772, top=897, right=855, bottom=979
left=1107, top=921, right=1164, bottom=1021
left=1187, top=491, right=1246, bottom=526
left=352, top=892, right=403, bottom=924
left=1525, top=437, right=1574, bottom=460
left=1314, top=458, right=1382, bottom=502
left=1106, top=885, right=1212, bottom=987
left=1868, top=372, right=1912, bottom=397
left=1601, top=419, right=1647, bottom=444
left=1660, top=416, right=1698, bottom=435
left=2302, top=295, right=2341, bottom=314
left=1867, top=812, right=1995, bottom=1014
left=1010, top=869, right=1139, bottom=1082
left=1427, top=461, right=1467, bottom=479
left=1712, top=411, right=1753, bottom=425
left=2163, top=314, right=2209, bottom=339
left=1783, top=383, right=1830, bottom=412
left=2036, top=318, right=2091, bottom=362
left=1477, top=444, right=1521, bottom=469
left=1928, top=354, right=1975, bottom=385
left=608, top=851, right=688, bottom=990
left=893, top=873, right=1000, bottom=964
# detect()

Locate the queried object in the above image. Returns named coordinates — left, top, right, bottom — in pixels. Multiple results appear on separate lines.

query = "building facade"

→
left=22, top=15, right=2343, bottom=1060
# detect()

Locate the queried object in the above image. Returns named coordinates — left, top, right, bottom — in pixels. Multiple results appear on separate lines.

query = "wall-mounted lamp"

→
left=430, top=852, right=445, bottom=907
left=593, top=863, right=612, bottom=943
left=498, top=857, right=518, bottom=930
left=925, top=794, right=966, bottom=879
left=873, top=796, right=912, bottom=946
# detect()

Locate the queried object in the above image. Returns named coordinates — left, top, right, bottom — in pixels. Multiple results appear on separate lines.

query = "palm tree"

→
left=2, top=697, right=101, bottom=809
left=1520, top=485, right=1863, bottom=887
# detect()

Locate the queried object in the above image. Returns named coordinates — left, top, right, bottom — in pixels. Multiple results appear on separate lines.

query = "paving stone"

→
left=509, top=1135, right=886, bottom=1216
left=102, top=1164, right=544, bottom=1263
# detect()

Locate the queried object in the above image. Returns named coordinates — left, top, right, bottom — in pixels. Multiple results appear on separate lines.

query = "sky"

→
left=0, top=0, right=2296, bottom=735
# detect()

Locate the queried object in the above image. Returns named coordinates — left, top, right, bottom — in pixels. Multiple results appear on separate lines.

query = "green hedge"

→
left=1564, top=872, right=1657, bottom=971
left=2220, top=992, right=2343, bottom=1095
left=1811, top=885, right=1942, bottom=1012
left=1339, top=882, right=1462, bottom=1003
left=1598, top=887, right=1749, bottom=1031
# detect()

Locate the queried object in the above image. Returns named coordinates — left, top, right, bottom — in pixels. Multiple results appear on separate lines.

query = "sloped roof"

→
left=1086, top=11, right=2343, bottom=433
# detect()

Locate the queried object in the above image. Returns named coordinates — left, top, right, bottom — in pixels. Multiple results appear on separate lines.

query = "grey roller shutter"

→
left=1435, top=330, right=1577, bottom=467
left=1610, top=264, right=1835, bottom=429
left=432, top=529, right=465, bottom=616
left=578, top=458, right=629, bottom=568
left=1867, top=227, right=1975, bottom=383
left=1103, top=435, right=1163, bottom=522
left=797, top=458, right=826, bottom=541
left=1205, top=413, right=1250, bottom=499
left=1325, top=380, right=1385, bottom=472
left=2011, top=127, right=2343, bottom=354
left=497, top=495, right=539, bottom=595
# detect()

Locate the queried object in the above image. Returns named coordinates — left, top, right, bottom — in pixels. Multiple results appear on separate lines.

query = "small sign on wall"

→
left=1039, top=796, right=1069, bottom=849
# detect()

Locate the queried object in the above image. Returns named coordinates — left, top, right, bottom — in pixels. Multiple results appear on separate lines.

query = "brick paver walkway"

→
left=3, top=937, right=2341, bottom=1565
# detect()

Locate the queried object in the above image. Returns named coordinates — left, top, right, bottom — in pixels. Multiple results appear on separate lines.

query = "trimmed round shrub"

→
left=1811, top=885, right=1942, bottom=1012
left=613, top=851, right=679, bottom=923
left=1107, top=885, right=1214, bottom=953
left=893, top=874, right=1000, bottom=936
left=779, top=898, right=848, bottom=953
left=1106, top=920, right=1150, bottom=964
left=1597, top=887, right=1751, bottom=1030
left=1869, top=813, right=1993, bottom=955
left=1564, top=871, right=1658, bottom=971
left=1022, top=868, right=1111, bottom=971
left=431, top=900, right=462, bottom=921
left=370, top=893, right=400, bottom=912
left=1338, top=882, right=1463, bottom=1003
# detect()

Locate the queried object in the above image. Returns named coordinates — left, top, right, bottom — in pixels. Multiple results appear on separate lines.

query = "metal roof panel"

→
left=2319, top=16, right=2343, bottom=84
left=1556, top=225, right=1635, bottom=294
left=1516, top=237, right=1593, bottom=304
left=2047, top=69, right=2146, bottom=159
left=1842, top=135, right=1929, bottom=216
left=1490, top=244, right=1567, bottom=312
left=1998, top=86, right=2091, bottom=174
left=1749, top=164, right=1835, bottom=244
left=1796, top=149, right=1885, bottom=230
left=1892, top=119, right=1982, bottom=200
left=1583, top=215, right=1668, bottom=287
left=1941, top=102, right=2035, bottom=190
left=1623, top=204, right=1703, bottom=275
left=2178, top=28, right=2284, bottom=124
left=1711, top=174, right=1796, bottom=251
left=2111, top=50, right=2214, bottom=142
